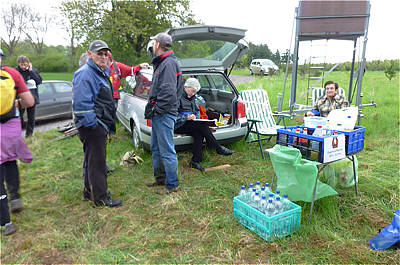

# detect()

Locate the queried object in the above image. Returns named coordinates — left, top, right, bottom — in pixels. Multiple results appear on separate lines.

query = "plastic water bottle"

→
left=239, top=185, right=247, bottom=196
left=255, top=181, right=261, bottom=191
left=253, top=192, right=261, bottom=209
left=269, top=193, right=275, bottom=199
left=282, top=194, right=291, bottom=211
left=265, top=199, right=276, bottom=217
left=274, top=196, right=283, bottom=214
left=258, top=195, right=268, bottom=213
left=259, top=186, right=267, bottom=198
left=312, top=125, right=323, bottom=151
left=248, top=183, right=254, bottom=193
left=265, top=183, right=272, bottom=194
left=276, top=190, right=281, bottom=197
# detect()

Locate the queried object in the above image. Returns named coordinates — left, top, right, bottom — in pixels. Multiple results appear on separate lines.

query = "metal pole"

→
left=290, top=7, right=300, bottom=114
left=356, top=2, right=370, bottom=125
left=348, top=39, right=357, bottom=104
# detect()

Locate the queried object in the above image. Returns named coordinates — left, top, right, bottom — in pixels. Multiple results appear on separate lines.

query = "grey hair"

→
left=184, top=78, right=201, bottom=93
left=79, top=52, right=89, bottom=67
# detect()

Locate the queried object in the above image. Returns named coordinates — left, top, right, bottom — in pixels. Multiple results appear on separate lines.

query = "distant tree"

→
left=384, top=60, right=398, bottom=81
left=23, top=11, right=54, bottom=55
left=1, top=3, right=29, bottom=56
left=247, top=42, right=273, bottom=64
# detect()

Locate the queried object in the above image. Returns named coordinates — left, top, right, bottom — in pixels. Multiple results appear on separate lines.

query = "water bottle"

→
left=274, top=196, right=283, bottom=214
left=253, top=192, right=261, bottom=210
left=248, top=183, right=254, bottom=193
left=258, top=195, right=268, bottom=213
left=259, top=186, right=267, bottom=198
left=282, top=194, right=291, bottom=211
left=276, top=190, right=281, bottom=196
left=255, top=181, right=261, bottom=191
left=239, top=185, right=247, bottom=196
left=312, top=125, right=323, bottom=151
left=265, top=183, right=272, bottom=194
left=265, top=199, right=276, bottom=217
left=269, top=193, right=275, bottom=200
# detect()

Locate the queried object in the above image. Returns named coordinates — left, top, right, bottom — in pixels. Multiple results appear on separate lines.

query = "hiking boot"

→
left=107, top=166, right=115, bottom=173
left=155, top=186, right=180, bottom=195
left=94, top=196, right=122, bottom=207
left=189, top=161, right=205, bottom=172
left=146, top=181, right=165, bottom=187
left=83, top=189, right=91, bottom=201
left=1, top=223, right=17, bottom=236
left=216, top=146, right=234, bottom=156
left=10, top=199, right=23, bottom=213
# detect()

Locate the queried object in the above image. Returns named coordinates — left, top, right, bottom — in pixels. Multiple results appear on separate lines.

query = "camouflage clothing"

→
left=313, top=94, right=349, bottom=117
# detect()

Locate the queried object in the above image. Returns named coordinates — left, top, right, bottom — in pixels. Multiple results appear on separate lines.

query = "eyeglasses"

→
left=95, top=51, right=109, bottom=57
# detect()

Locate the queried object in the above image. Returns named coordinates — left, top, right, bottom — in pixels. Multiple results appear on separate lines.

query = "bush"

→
left=32, top=53, right=72, bottom=72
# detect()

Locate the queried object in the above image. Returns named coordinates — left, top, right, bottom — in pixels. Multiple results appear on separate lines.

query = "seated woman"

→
left=306, top=81, right=349, bottom=117
left=175, top=78, right=234, bottom=172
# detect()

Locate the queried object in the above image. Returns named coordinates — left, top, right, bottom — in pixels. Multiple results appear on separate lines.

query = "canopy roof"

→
left=297, top=0, right=370, bottom=41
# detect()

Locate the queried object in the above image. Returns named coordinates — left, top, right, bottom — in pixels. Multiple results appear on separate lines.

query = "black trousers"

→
left=175, top=121, right=221, bottom=163
left=20, top=105, right=36, bottom=137
left=0, top=162, right=17, bottom=226
left=78, top=126, right=108, bottom=202
left=3, top=161, right=20, bottom=200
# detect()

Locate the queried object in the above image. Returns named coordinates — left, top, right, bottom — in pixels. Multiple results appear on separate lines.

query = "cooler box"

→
left=233, top=193, right=302, bottom=242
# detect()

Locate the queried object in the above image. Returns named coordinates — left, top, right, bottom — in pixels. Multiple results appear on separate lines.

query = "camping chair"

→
left=311, top=87, right=346, bottom=106
left=240, top=88, right=291, bottom=159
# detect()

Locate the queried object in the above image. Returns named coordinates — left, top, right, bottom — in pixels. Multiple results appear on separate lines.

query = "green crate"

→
left=234, top=193, right=302, bottom=241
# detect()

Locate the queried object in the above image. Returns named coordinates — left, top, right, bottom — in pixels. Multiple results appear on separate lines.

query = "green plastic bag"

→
left=268, top=145, right=338, bottom=202
left=320, top=156, right=358, bottom=189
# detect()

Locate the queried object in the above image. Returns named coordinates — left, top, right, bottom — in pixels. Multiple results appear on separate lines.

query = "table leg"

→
left=309, top=164, right=327, bottom=222
left=351, top=155, right=358, bottom=196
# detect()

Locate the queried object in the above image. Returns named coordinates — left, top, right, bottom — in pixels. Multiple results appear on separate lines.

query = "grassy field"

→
left=1, top=71, right=399, bottom=263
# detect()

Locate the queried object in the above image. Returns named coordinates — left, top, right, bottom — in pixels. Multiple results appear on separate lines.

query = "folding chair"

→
left=240, top=89, right=290, bottom=159
left=311, top=87, right=345, bottom=106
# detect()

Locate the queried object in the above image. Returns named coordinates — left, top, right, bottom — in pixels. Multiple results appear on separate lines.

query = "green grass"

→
left=40, top=72, right=74, bottom=82
left=1, top=71, right=399, bottom=263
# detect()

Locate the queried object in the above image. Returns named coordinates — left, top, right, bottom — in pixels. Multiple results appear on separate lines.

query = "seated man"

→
left=175, top=78, right=234, bottom=172
left=306, top=81, right=349, bottom=117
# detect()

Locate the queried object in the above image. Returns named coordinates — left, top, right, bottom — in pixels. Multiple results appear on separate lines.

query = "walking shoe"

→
left=216, top=146, right=234, bottom=156
left=94, top=196, right=122, bottom=207
left=146, top=181, right=165, bottom=187
left=107, top=166, right=115, bottom=173
left=10, top=199, right=23, bottom=213
left=155, top=186, right=180, bottom=195
left=83, top=189, right=91, bottom=201
left=189, top=161, right=205, bottom=172
left=1, top=223, right=17, bottom=236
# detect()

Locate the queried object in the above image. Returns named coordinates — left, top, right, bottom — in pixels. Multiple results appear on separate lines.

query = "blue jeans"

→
left=150, top=114, right=178, bottom=189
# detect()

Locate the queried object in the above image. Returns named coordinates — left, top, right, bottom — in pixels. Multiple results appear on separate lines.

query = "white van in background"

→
left=249, top=59, right=279, bottom=75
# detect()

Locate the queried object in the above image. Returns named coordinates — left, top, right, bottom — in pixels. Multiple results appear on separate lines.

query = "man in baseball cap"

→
left=150, top=33, right=172, bottom=48
left=89, top=40, right=111, bottom=52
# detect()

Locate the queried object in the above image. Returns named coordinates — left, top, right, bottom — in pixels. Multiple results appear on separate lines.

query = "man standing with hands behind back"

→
left=145, top=32, right=183, bottom=195
left=73, top=40, right=121, bottom=207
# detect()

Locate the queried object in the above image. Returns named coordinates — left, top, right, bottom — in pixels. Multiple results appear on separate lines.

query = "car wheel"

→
left=131, top=123, right=141, bottom=149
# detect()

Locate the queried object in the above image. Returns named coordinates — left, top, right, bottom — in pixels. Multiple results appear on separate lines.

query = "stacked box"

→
left=233, top=193, right=302, bottom=242
left=339, top=126, right=366, bottom=155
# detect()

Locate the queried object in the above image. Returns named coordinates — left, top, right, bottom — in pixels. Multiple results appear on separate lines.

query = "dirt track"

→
left=25, top=75, right=255, bottom=135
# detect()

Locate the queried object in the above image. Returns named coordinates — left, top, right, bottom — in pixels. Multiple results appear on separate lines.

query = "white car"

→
left=117, top=25, right=249, bottom=151
left=249, top=59, right=279, bottom=76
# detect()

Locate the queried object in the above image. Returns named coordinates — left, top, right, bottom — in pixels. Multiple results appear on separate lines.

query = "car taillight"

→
left=237, top=101, right=246, bottom=118
left=146, top=119, right=152, bottom=127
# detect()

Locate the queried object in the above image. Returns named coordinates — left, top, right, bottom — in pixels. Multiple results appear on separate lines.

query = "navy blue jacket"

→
left=72, top=58, right=116, bottom=133
left=148, top=50, right=183, bottom=117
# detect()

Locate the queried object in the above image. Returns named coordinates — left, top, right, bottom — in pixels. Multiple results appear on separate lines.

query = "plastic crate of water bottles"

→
left=233, top=183, right=302, bottom=242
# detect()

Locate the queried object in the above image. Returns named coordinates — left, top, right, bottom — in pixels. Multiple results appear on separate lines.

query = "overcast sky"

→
left=5, top=0, right=399, bottom=62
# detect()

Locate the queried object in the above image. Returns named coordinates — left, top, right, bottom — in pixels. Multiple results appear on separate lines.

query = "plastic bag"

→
left=268, top=145, right=337, bottom=202
left=370, top=210, right=400, bottom=251
left=320, top=156, right=358, bottom=189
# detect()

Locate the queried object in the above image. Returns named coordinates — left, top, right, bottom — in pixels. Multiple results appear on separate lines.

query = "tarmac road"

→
left=24, top=75, right=255, bottom=135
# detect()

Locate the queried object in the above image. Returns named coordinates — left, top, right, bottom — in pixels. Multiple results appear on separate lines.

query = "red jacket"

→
left=110, top=60, right=141, bottom=99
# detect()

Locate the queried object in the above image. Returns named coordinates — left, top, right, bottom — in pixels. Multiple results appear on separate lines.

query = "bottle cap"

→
left=276, top=197, right=281, bottom=201
left=261, top=187, right=265, bottom=191
left=269, top=193, right=274, bottom=197
left=262, top=195, right=266, bottom=199
left=268, top=199, right=273, bottom=203
left=252, top=188, right=256, bottom=192
left=256, top=181, right=260, bottom=184
left=242, top=186, right=246, bottom=189
left=265, top=183, right=269, bottom=187
left=250, top=183, right=254, bottom=187
left=284, top=194, right=288, bottom=198
left=276, top=190, right=280, bottom=194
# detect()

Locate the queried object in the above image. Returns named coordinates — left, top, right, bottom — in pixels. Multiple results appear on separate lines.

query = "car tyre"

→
left=131, top=123, right=141, bottom=149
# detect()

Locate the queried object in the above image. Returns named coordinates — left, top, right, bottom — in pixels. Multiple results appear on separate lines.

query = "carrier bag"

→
left=320, top=156, right=358, bottom=189
left=370, top=210, right=400, bottom=251
left=269, top=145, right=338, bottom=202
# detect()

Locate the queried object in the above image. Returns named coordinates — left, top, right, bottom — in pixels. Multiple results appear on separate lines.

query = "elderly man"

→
left=145, top=33, right=184, bottom=194
left=73, top=40, right=121, bottom=207
left=175, top=78, right=234, bottom=172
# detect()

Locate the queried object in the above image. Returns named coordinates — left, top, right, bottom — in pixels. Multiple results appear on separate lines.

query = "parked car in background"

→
left=249, top=59, right=279, bottom=75
left=117, top=25, right=249, bottom=151
left=22, top=80, right=73, bottom=123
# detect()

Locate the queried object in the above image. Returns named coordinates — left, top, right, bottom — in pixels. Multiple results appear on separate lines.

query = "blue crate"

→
left=338, top=126, right=366, bottom=155
left=233, top=193, right=302, bottom=242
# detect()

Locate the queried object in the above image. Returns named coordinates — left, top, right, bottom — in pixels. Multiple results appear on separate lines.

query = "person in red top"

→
left=0, top=48, right=34, bottom=236
left=108, top=53, right=149, bottom=106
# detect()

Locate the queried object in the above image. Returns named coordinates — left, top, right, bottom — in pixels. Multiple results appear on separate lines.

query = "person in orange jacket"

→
left=108, top=53, right=149, bottom=107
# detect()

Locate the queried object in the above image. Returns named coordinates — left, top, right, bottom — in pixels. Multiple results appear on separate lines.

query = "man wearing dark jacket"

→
left=15, top=56, right=42, bottom=137
left=73, top=40, right=121, bottom=207
left=145, top=32, right=183, bottom=194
